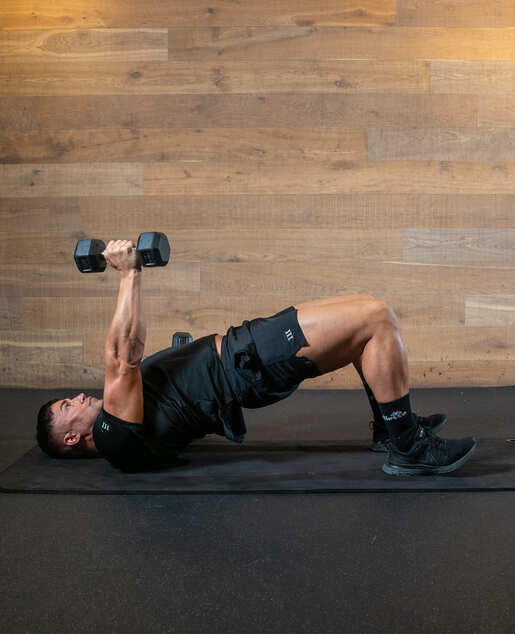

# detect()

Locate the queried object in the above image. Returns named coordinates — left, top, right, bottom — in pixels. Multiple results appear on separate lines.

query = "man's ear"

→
left=63, top=431, right=81, bottom=446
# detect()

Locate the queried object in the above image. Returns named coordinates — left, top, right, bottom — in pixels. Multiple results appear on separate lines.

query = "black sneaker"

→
left=382, top=427, right=477, bottom=476
left=370, top=413, right=447, bottom=453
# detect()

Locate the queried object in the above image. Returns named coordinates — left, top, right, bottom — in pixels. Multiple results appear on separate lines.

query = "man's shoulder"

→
left=93, top=408, right=178, bottom=473
left=93, top=409, right=144, bottom=459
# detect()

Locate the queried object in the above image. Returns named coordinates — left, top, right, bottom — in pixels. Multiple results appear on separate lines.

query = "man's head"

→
left=37, top=393, right=103, bottom=459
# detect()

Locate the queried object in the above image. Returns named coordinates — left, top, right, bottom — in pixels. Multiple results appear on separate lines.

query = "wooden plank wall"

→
left=1, top=0, right=515, bottom=389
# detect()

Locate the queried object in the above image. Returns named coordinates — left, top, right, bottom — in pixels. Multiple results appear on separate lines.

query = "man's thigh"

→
left=294, top=294, right=380, bottom=374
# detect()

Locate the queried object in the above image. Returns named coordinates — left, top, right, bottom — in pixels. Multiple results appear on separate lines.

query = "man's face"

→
left=50, top=393, right=103, bottom=448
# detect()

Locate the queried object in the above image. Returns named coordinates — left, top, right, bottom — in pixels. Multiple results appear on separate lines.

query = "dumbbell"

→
left=74, top=232, right=170, bottom=273
left=172, top=332, right=193, bottom=349
left=143, top=331, right=192, bottom=361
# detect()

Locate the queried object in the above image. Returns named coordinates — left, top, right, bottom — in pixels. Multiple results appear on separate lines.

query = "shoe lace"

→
left=419, top=426, right=447, bottom=455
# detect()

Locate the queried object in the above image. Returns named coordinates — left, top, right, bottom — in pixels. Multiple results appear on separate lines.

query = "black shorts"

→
left=220, top=306, right=322, bottom=409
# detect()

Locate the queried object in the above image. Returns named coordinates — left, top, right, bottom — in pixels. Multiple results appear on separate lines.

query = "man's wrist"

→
left=119, top=268, right=142, bottom=278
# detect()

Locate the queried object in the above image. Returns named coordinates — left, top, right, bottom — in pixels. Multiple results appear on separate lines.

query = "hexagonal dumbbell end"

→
left=136, top=232, right=170, bottom=267
left=74, top=239, right=107, bottom=273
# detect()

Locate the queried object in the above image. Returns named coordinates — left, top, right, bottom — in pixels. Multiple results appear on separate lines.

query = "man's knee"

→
left=367, top=299, right=401, bottom=331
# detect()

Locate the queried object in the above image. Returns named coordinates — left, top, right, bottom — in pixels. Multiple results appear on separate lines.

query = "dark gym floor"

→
left=1, top=387, right=514, bottom=634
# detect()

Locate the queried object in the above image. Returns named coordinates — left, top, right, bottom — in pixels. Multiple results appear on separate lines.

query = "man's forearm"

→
left=106, top=270, right=146, bottom=364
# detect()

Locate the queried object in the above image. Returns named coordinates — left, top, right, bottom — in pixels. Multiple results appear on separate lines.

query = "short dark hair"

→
left=36, top=398, right=87, bottom=459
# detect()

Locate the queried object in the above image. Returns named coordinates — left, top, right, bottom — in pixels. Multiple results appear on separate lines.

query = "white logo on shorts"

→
left=285, top=329, right=294, bottom=342
left=101, top=422, right=111, bottom=432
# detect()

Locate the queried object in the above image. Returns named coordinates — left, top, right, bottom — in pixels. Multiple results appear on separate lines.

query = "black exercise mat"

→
left=1, top=438, right=514, bottom=493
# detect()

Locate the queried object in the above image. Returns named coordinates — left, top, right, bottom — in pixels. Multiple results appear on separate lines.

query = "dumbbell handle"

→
left=74, top=232, right=170, bottom=273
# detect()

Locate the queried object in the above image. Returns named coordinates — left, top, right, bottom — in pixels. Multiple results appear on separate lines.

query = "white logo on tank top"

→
left=285, top=328, right=294, bottom=342
left=101, top=422, right=111, bottom=432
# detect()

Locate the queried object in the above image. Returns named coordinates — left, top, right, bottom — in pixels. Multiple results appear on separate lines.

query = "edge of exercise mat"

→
left=1, top=439, right=514, bottom=494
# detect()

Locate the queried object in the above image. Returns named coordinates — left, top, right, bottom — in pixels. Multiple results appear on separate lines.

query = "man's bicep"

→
left=103, top=351, right=144, bottom=424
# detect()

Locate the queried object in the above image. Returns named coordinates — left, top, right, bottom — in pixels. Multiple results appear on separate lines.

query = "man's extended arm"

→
left=105, top=268, right=146, bottom=366
left=104, top=239, right=146, bottom=364
left=101, top=240, right=146, bottom=423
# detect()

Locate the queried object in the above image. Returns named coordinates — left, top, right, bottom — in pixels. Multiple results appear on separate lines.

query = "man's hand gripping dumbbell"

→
left=74, top=232, right=170, bottom=273
left=102, top=240, right=143, bottom=273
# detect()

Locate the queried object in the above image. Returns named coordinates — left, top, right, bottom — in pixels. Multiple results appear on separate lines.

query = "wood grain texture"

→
left=0, top=128, right=366, bottom=164
left=148, top=228, right=404, bottom=263
left=23, top=292, right=464, bottom=332
left=0, top=229, right=402, bottom=265
left=465, top=296, right=515, bottom=327
left=0, top=330, right=96, bottom=388
left=199, top=262, right=515, bottom=297
left=0, top=60, right=429, bottom=96
left=368, top=128, right=515, bottom=161
left=398, top=0, right=515, bottom=28
left=404, top=229, right=515, bottom=265
left=0, top=95, right=478, bottom=131
left=479, top=96, right=515, bottom=127
left=431, top=61, right=515, bottom=95
left=169, top=27, right=515, bottom=62
left=402, top=327, right=515, bottom=361
left=78, top=194, right=515, bottom=231
left=0, top=331, right=103, bottom=389
left=144, top=161, right=515, bottom=195
left=0, top=298, right=23, bottom=330
left=307, top=361, right=515, bottom=389
left=0, top=29, right=168, bottom=62
left=0, top=163, right=143, bottom=197
left=0, top=263, right=200, bottom=297
left=0, top=197, right=80, bottom=232
left=0, top=1, right=396, bottom=29
left=1, top=3, right=513, bottom=390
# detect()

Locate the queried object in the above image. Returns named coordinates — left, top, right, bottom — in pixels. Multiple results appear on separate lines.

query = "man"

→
left=37, top=240, right=477, bottom=475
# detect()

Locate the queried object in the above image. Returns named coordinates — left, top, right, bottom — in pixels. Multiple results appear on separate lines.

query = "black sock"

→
left=377, top=393, right=418, bottom=451
left=361, top=378, right=384, bottom=424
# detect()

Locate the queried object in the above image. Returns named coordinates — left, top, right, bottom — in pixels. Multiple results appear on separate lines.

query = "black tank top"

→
left=93, top=334, right=246, bottom=472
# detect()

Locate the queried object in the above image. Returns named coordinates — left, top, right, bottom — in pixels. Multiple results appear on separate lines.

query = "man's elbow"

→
left=105, top=337, right=145, bottom=369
